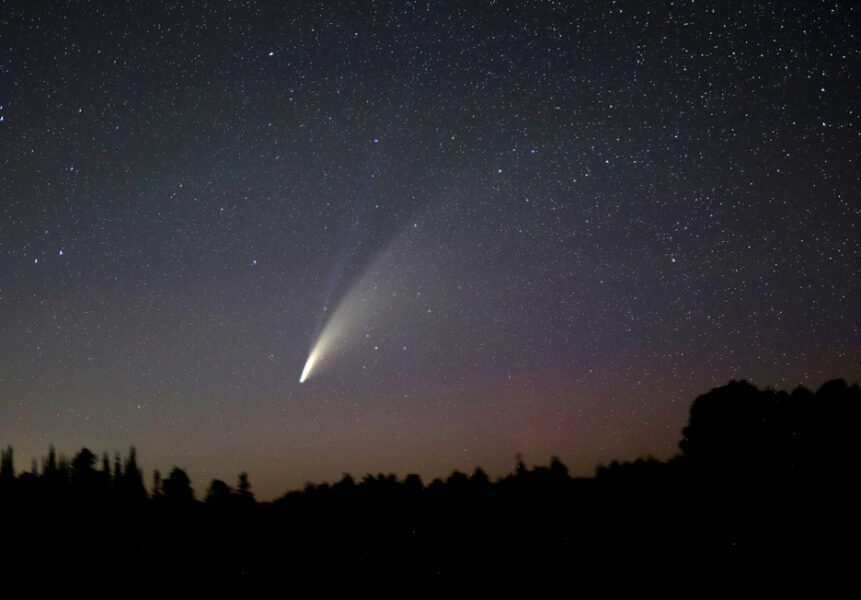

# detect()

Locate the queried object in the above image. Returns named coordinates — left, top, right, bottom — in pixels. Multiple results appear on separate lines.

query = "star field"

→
left=1, top=1, right=858, bottom=499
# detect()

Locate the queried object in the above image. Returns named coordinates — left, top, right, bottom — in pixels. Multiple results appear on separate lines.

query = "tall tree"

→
left=119, top=446, right=147, bottom=503
left=0, top=446, right=13, bottom=481
left=45, top=445, right=58, bottom=476
left=162, top=467, right=194, bottom=504
left=236, top=472, right=255, bottom=505
left=70, top=448, right=97, bottom=491
left=206, top=479, right=232, bottom=506
left=113, top=452, right=122, bottom=485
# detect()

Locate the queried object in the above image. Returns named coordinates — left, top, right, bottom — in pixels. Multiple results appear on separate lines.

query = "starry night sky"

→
left=1, top=1, right=858, bottom=500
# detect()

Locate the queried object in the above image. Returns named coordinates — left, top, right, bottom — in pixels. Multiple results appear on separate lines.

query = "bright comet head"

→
left=299, top=352, right=316, bottom=383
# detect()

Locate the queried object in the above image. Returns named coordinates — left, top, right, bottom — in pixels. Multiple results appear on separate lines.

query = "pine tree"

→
left=119, top=446, right=146, bottom=503
left=236, top=472, right=255, bottom=506
left=0, top=446, right=13, bottom=481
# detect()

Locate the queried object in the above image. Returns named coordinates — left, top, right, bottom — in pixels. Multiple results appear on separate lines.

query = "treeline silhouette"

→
left=1, top=379, right=857, bottom=589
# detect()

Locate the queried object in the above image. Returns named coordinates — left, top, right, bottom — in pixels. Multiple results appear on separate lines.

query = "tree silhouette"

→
left=679, top=379, right=774, bottom=477
left=152, top=469, right=163, bottom=499
left=70, top=447, right=97, bottom=493
left=0, top=377, right=856, bottom=587
left=236, top=472, right=254, bottom=506
left=0, top=446, right=13, bottom=481
left=206, top=479, right=232, bottom=506
left=162, top=467, right=194, bottom=504
left=117, top=447, right=146, bottom=503
left=100, top=452, right=112, bottom=491
left=44, top=445, right=57, bottom=476
left=113, top=452, right=122, bottom=486
left=404, top=473, right=423, bottom=493
left=549, top=456, right=568, bottom=478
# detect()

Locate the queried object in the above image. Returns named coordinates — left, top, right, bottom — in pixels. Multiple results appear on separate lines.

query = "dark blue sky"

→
left=1, top=0, right=858, bottom=499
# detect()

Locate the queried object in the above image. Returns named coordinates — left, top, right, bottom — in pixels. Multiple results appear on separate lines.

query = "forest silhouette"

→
left=1, top=379, right=857, bottom=589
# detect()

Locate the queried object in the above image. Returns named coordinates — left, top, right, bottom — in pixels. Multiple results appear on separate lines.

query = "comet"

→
left=298, top=259, right=384, bottom=383
left=299, top=327, right=337, bottom=383
left=299, top=352, right=317, bottom=383
left=298, top=216, right=433, bottom=383
left=298, top=331, right=330, bottom=384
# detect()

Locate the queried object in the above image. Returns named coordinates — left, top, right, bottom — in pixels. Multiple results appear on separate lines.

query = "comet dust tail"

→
left=299, top=232, right=407, bottom=383
left=299, top=358, right=312, bottom=383
left=299, top=334, right=331, bottom=383
left=299, top=351, right=317, bottom=383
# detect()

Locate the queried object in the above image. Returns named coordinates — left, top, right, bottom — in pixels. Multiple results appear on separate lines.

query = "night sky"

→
left=1, top=1, right=858, bottom=500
